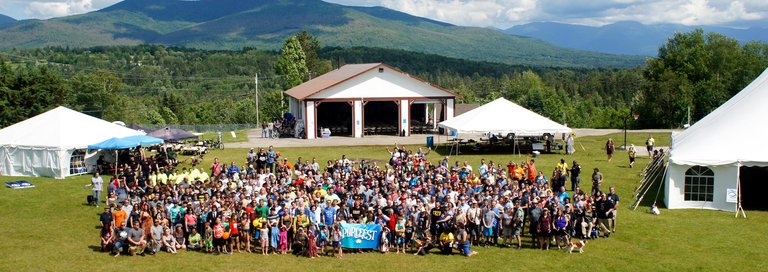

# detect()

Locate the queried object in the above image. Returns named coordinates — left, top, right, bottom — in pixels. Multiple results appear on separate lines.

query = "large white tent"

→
left=438, top=97, right=571, bottom=136
left=0, top=106, right=143, bottom=179
left=666, top=67, right=768, bottom=211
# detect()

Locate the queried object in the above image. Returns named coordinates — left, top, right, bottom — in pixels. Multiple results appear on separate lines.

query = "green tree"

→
left=639, top=29, right=768, bottom=128
left=275, top=36, right=308, bottom=89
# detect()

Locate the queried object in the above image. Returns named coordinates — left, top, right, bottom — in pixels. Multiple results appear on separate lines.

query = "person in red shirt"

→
left=387, top=209, right=398, bottom=250
left=229, top=215, right=240, bottom=253
left=213, top=218, right=225, bottom=255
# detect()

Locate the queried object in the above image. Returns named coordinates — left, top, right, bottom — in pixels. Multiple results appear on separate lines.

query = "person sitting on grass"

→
left=162, top=228, right=178, bottom=254
left=113, top=221, right=129, bottom=257
left=127, top=221, right=147, bottom=256
left=174, top=225, right=186, bottom=251
left=101, top=225, right=114, bottom=253
left=188, top=228, right=202, bottom=251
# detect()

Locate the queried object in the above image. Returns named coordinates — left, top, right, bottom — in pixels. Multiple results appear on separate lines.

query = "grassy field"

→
left=1, top=132, right=766, bottom=271
left=199, top=129, right=249, bottom=144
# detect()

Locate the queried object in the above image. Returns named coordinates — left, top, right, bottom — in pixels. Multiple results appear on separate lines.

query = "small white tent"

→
left=0, top=106, right=143, bottom=179
left=666, top=67, right=768, bottom=211
left=438, top=97, right=571, bottom=135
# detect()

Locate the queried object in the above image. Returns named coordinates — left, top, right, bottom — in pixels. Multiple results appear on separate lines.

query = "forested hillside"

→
left=0, top=0, right=643, bottom=68
left=1, top=30, right=766, bottom=129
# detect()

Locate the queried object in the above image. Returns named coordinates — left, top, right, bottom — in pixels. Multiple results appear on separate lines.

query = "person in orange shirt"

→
left=112, top=203, right=127, bottom=228
left=513, top=164, right=525, bottom=181
left=526, top=159, right=537, bottom=182
left=283, top=158, right=293, bottom=171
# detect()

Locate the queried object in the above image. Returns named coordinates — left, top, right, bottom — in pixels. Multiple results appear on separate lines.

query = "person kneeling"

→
left=438, top=228, right=454, bottom=255
left=455, top=223, right=478, bottom=257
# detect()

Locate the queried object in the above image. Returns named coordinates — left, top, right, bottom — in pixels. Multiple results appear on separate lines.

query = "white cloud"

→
left=327, top=0, right=768, bottom=28
left=4, top=0, right=118, bottom=19
left=1, top=0, right=766, bottom=27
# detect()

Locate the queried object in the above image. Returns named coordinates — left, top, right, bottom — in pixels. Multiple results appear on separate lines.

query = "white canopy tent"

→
left=666, top=67, right=768, bottom=212
left=0, top=106, right=144, bottom=179
left=438, top=97, right=572, bottom=136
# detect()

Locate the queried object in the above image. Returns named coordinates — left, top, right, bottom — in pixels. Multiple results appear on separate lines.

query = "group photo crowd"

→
left=92, top=144, right=625, bottom=258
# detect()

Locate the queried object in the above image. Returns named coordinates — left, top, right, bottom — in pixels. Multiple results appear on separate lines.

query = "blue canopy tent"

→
left=88, top=135, right=163, bottom=174
left=87, top=137, right=138, bottom=150
left=121, top=135, right=164, bottom=146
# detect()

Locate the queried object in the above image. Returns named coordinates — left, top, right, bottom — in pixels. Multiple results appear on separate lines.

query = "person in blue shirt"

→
left=227, top=162, right=240, bottom=178
left=557, top=186, right=570, bottom=205
left=266, top=146, right=277, bottom=172
left=322, top=202, right=337, bottom=227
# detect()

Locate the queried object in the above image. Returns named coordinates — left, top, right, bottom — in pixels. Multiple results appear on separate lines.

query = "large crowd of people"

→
left=93, top=144, right=623, bottom=258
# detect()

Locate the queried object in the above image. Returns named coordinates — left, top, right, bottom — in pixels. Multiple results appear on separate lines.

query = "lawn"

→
left=199, top=129, right=249, bottom=144
left=1, top=132, right=766, bottom=271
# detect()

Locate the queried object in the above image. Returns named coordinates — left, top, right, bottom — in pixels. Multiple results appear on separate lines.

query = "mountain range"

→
left=0, top=14, right=16, bottom=24
left=0, top=0, right=643, bottom=68
left=505, top=21, right=768, bottom=56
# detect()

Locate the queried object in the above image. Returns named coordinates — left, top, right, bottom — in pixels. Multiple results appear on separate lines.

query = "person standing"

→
left=261, top=122, right=267, bottom=138
left=607, top=186, right=620, bottom=233
left=257, top=148, right=268, bottom=171
left=86, top=172, right=104, bottom=207
left=595, top=193, right=614, bottom=238
left=266, top=146, right=277, bottom=173
left=606, top=138, right=615, bottom=162
left=628, top=144, right=637, bottom=168
left=591, top=168, right=604, bottom=196
left=646, top=135, right=655, bottom=158
left=556, top=159, right=568, bottom=190
left=566, top=134, right=576, bottom=155
left=569, top=161, right=581, bottom=191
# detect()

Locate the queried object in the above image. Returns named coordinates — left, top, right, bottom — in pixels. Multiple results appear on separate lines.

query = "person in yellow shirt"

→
left=439, top=228, right=454, bottom=254
left=197, top=168, right=209, bottom=182
left=556, top=159, right=569, bottom=190
left=313, top=185, right=327, bottom=199
left=148, top=171, right=157, bottom=187
left=188, top=168, right=201, bottom=181
left=175, top=170, right=187, bottom=184
left=168, top=172, right=177, bottom=184
left=157, top=171, right=168, bottom=185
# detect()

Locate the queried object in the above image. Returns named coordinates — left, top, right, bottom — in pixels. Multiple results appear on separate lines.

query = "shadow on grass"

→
left=88, top=245, right=102, bottom=252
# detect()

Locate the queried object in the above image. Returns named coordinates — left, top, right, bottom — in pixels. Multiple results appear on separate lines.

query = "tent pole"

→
left=114, top=150, right=118, bottom=177
left=736, top=162, right=747, bottom=219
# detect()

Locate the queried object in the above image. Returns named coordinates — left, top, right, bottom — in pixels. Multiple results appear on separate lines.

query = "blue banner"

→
left=340, top=223, right=381, bottom=249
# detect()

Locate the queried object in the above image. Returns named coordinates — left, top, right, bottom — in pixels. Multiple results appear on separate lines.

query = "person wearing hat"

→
left=628, top=144, right=637, bottom=168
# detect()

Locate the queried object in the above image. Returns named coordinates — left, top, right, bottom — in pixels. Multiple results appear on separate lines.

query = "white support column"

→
left=305, top=101, right=316, bottom=139
left=432, top=103, right=438, bottom=130
left=445, top=99, right=455, bottom=135
left=400, top=99, right=410, bottom=136
left=354, top=100, right=363, bottom=138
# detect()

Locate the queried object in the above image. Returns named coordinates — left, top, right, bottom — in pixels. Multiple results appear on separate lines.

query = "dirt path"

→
left=226, top=128, right=674, bottom=149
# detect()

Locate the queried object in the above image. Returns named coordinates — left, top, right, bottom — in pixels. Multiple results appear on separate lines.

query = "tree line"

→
left=1, top=30, right=766, bottom=129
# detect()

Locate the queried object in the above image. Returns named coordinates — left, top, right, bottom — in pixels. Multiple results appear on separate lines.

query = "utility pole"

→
left=255, top=73, right=259, bottom=123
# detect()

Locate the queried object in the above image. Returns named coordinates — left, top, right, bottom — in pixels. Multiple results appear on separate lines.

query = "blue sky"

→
left=1, top=0, right=766, bottom=28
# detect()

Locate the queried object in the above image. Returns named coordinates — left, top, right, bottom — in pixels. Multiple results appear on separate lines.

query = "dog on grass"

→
left=567, top=240, right=588, bottom=254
